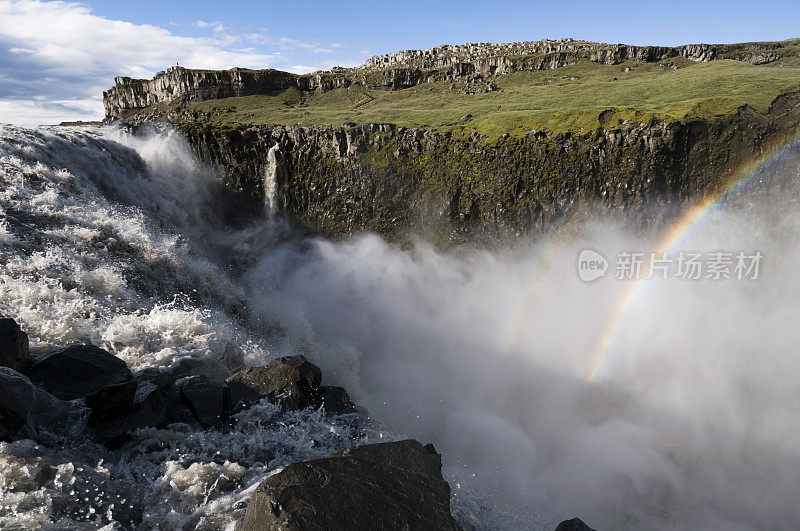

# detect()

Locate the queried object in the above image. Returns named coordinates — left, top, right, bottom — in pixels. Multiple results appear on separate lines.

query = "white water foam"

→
left=0, top=125, right=392, bottom=528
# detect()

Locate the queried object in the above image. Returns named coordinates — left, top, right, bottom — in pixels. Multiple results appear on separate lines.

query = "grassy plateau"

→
left=188, top=56, right=800, bottom=139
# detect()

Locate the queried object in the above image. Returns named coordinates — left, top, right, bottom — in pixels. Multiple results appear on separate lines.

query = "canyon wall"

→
left=175, top=94, right=800, bottom=242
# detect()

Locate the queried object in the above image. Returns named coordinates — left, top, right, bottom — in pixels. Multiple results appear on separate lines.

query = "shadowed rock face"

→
left=26, top=345, right=134, bottom=401
left=26, top=345, right=139, bottom=428
left=179, top=375, right=229, bottom=428
left=0, top=318, right=30, bottom=372
left=0, top=367, right=88, bottom=442
left=92, top=380, right=167, bottom=445
left=175, top=98, right=800, bottom=243
left=239, top=439, right=461, bottom=531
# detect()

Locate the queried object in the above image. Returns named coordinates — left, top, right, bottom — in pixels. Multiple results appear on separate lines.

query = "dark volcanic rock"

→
left=179, top=375, right=228, bottom=428
left=239, top=439, right=461, bottom=531
left=92, top=380, right=167, bottom=444
left=555, top=517, right=597, bottom=531
left=136, top=367, right=198, bottom=426
left=319, top=385, right=356, bottom=415
left=133, top=367, right=175, bottom=391
left=85, top=379, right=138, bottom=422
left=0, top=318, right=30, bottom=372
left=27, top=345, right=133, bottom=400
left=26, top=345, right=136, bottom=422
left=0, top=366, right=87, bottom=442
left=227, top=355, right=322, bottom=411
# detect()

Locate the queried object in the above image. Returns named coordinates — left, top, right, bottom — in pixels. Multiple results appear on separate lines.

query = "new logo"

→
left=577, top=249, right=608, bottom=282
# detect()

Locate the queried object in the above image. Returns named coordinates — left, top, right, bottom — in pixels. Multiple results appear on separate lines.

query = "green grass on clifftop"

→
left=188, top=58, right=800, bottom=138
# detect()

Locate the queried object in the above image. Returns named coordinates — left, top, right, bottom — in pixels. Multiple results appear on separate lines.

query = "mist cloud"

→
left=236, top=144, right=800, bottom=528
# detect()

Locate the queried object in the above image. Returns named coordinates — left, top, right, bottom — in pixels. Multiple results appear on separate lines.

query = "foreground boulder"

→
left=26, top=345, right=137, bottom=422
left=240, top=439, right=461, bottom=530
left=0, top=366, right=87, bottom=442
left=0, top=317, right=30, bottom=372
left=555, top=517, right=597, bottom=531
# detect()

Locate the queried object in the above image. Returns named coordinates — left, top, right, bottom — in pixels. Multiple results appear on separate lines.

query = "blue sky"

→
left=1, top=0, right=799, bottom=125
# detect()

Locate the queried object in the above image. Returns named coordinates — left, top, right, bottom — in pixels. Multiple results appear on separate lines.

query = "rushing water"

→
left=2, top=124, right=800, bottom=529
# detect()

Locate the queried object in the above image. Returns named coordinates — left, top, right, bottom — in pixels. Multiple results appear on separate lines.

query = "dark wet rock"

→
left=0, top=366, right=87, bottom=442
left=92, top=380, right=167, bottom=445
left=319, top=385, right=356, bottom=415
left=227, top=355, right=322, bottom=411
left=179, top=375, right=228, bottom=428
left=26, top=345, right=136, bottom=423
left=136, top=368, right=197, bottom=426
left=0, top=317, right=30, bottom=372
left=27, top=345, right=133, bottom=399
left=85, top=379, right=138, bottom=423
left=164, top=385, right=199, bottom=425
left=239, top=439, right=461, bottom=531
left=133, top=367, right=175, bottom=391
left=555, top=517, right=597, bottom=531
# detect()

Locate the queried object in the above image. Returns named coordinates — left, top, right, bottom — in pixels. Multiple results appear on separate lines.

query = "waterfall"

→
left=264, top=143, right=281, bottom=214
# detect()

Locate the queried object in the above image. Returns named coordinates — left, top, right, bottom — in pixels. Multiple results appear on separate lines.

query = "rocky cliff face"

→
left=104, top=39, right=727, bottom=120
left=362, top=39, right=714, bottom=71
left=175, top=94, right=800, bottom=242
left=104, top=67, right=298, bottom=119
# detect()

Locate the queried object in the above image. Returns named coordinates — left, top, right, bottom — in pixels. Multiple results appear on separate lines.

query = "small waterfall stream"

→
left=264, top=144, right=281, bottom=214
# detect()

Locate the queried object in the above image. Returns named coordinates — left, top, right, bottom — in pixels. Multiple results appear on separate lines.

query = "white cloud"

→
left=288, top=65, right=316, bottom=74
left=194, top=19, right=226, bottom=34
left=0, top=0, right=374, bottom=125
left=0, top=0, right=277, bottom=124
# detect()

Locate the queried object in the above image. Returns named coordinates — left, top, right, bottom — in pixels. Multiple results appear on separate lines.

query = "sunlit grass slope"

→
left=188, top=57, right=800, bottom=138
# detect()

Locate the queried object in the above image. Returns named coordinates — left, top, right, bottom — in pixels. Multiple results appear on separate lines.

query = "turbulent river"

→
left=2, top=124, right=800, bottom=530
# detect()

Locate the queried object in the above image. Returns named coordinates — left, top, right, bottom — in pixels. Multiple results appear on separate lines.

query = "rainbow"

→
left=587, top=127, right=800, bottom=381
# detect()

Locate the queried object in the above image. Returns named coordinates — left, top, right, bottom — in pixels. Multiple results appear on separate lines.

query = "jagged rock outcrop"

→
left=362, top=38, right=714, bottom=70
left=104, top=67, right=299, bottom=119
left=176, top=95, right=800, bottom=242
left=239, top=439, right=461, bottom=530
